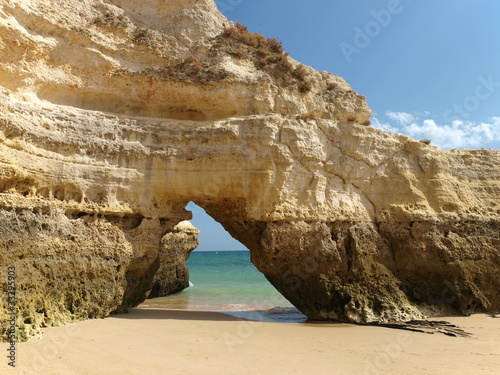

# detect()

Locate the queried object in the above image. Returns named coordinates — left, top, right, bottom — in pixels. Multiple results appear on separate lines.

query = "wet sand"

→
left=1, top=310, right=499, bottom=375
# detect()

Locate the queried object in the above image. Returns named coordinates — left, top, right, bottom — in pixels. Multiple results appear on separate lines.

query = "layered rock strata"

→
left=0, top=0, right=499, bottom=340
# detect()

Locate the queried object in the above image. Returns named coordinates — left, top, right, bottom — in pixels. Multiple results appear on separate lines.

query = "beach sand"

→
left=1, top=309, right=499, bottom=375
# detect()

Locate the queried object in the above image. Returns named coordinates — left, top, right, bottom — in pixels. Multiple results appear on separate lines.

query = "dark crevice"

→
left=65, top=211, right=88, bottom=220
left=104, top=214, right=144, bottom=230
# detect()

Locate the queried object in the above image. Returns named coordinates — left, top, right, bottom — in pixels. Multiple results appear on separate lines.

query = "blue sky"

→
left=187, top=202, right=248, bottom=251
left=215, top=0, right=500, bottom=150
left=192, top=0, right=500, bottom=251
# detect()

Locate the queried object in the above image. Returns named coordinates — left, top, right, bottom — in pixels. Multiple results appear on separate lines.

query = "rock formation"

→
left=149, top=220, right=200, bottom=298
left=0, top=0, right=499, bottom=341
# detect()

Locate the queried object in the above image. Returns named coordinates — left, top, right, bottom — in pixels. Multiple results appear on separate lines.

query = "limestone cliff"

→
left=1, top=0, right=499, bottom=341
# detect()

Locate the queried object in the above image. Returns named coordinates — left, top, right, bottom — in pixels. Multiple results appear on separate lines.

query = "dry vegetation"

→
left=113, top=55, right=228, bottom=84
left=115, top=23, right=313, bottom=90
left=212, top=23, right=312, bottom=93
left=147, top=55, right=228, bottom=83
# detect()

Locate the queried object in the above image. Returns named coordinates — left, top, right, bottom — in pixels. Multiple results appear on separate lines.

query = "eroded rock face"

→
left=1, top=0, right=499, bottom=340
left=149, top=220, right=200, bottom=298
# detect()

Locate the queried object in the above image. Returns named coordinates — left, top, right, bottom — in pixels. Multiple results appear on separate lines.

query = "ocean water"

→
left=143, top=250, right=307, bottom=323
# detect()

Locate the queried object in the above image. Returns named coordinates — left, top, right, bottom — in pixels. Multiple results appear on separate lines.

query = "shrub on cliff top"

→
left=223, top=23, right=282, bottom=53
left=218, top=23, right=311, bottom=93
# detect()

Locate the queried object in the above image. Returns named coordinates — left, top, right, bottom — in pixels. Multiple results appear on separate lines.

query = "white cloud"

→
left=404, top=119, right=469, bottom=149
left=385, top=111, right=416, bottom=125
left=371, top=117, right=399, bottom=133
left=372, top=113, right=500, bottom=150
left=403, top=119, right=500, bottom=149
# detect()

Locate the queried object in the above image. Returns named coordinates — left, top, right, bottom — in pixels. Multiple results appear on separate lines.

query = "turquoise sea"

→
left=144, top=250, right=307, bottom=323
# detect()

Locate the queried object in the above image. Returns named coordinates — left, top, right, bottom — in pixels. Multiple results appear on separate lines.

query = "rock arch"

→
left=1, top=0, right=499, bottom=341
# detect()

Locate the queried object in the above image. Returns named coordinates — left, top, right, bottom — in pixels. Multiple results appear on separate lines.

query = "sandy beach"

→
left=1, top=310, right=498, bottom=375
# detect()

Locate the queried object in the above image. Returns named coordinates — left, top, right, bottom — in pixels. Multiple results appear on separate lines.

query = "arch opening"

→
left=145, top=202, right=306, bottom=322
